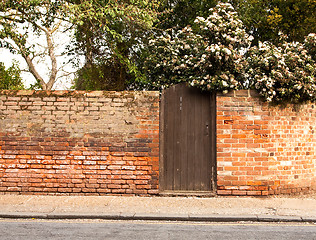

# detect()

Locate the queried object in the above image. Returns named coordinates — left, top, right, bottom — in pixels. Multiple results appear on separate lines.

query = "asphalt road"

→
left=0, top=219, right=316, bottom=240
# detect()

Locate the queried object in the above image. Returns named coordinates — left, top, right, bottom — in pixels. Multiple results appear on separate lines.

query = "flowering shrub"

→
left=246, top=36, right=316, bottom=103
left=305, top=33, right=316, bottom=62
left=144, top=2, right=316, bottom=104
left=145, top=2, right=252, bottom=92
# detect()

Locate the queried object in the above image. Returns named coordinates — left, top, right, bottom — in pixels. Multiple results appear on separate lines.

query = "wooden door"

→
left=160, top=83, right=216, bottom=193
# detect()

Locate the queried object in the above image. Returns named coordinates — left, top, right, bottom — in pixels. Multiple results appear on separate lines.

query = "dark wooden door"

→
left=160, top=83, right=216, bottom=193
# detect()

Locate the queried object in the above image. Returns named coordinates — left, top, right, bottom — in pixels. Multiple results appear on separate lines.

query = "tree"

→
left=0, top=0, right=161, bottom=91
left=67, top=0, right=161, bottom=90
left=268, top=0, right=316, bottom=43
left=156, top=0, right=217, bottom=30
left=0, top=0, right=74, bottom=90
left=230, top=0, right=316, bottom=44
left=156, top=0, right=316, bottom=45
left=0, top=62, right=24, bottom=90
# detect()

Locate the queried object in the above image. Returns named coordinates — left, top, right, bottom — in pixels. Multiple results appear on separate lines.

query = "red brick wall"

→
left=1, top=88, right=315, bottom=197
left=217, top=90, right=316, bottom=196
left=0, top=90, right=159, bottom=195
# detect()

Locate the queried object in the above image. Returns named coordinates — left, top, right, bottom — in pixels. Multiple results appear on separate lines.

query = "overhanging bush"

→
left=144, top=2, right=316, bottom=104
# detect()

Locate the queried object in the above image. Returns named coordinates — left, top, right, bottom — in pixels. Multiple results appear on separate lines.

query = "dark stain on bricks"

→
left=224, top=120, right=234, bottom=124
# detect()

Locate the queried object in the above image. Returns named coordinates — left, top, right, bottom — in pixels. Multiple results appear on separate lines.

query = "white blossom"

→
left=145, top=1, right=316, bottom=104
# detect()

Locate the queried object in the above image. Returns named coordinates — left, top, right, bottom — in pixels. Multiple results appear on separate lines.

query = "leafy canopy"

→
left=230, top=0, right=316, bottom=44
left=68, top=0, right=161, bottom=91
left=0, top=0, right=161, bottom=90
left=0, top=62, right=24, bottom=90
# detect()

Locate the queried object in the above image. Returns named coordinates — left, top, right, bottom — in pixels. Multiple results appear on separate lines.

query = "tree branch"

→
left=7, top=30, right=47, bottom=89
left=45, top=29, right=58, bottom=90
left=52, top=20, right=63, bottom=34
left=24, top=54, right=47, bottom=89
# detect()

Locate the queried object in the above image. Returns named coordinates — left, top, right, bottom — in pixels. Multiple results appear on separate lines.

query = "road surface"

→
left=0, top=219, right=315, bottom=240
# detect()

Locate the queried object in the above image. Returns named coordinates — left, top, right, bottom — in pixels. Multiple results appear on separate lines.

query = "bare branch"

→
left=51, top=20, right=63, bottom=34
left=45, top=29, right=58, bottom=90
left=6, top=28, right=47, bottom=89
left=1, top=3, right=75, bottom=90
left=0, top=15, right=24, bottom=23
left=56, top=70, right=75, bottom=80
left=24, top=54, right=47, bottom=89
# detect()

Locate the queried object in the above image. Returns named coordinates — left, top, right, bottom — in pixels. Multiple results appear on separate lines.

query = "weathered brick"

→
left=3, top=89, right=314, bottom=197
left=217, top=190, right=232, bottom=195
left=217, top=90, right=316, bottom=196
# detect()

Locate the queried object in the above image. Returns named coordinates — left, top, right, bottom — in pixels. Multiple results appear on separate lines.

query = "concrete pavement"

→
left=0, top=194, right=315, bottom=222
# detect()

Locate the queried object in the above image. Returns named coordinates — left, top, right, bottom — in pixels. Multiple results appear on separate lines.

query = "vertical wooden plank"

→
left=210, top=92, right=217, bottom=191
left=159, top=89, right=166, bottom=191
left=173, top=85, right=181, bottom=190
left=168, top=87, right=174, bottom=190
left=171, top=86, right=178, bottom=191
left=193, top=89, right=201, bottom=191
left=180, top=85, right=189, bottom=190
left=200, top=91, right=207, bottom=190
left=187, top=87, right=195, bottom=191
left=201, top=91, right=211, bottom=191
left=165, top=86, right=174, bottom=191
left=163, top=88, right=169, bottom=191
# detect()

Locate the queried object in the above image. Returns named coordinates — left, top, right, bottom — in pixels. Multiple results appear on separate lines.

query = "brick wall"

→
left=217, top=90, right=316, bottom=196
left=1, top=88, right=315, bottom=197
left=0, top=90, right=159, bottom=195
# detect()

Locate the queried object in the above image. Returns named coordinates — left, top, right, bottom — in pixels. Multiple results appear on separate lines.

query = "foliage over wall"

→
left=144, top=2, right=316, bottom=105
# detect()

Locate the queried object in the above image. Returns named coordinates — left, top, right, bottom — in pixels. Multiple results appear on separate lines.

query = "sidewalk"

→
left=0, top=194, right=315, bottom=222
